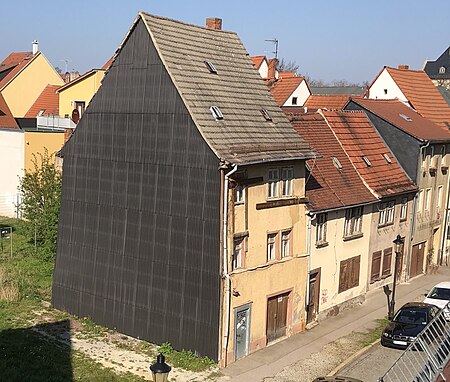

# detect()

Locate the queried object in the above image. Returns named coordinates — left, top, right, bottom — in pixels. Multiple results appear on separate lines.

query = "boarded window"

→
left=339, top=255, right=360, bottom=293
left=370, top=251, right=382, bottom=282
left=382, top=248, right=393, bottom=277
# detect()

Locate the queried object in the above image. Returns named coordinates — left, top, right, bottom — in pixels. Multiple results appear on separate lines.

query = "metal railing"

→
left=379, top=303, right=450, bottom=382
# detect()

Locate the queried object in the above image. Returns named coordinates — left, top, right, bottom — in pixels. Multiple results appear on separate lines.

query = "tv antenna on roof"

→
left=60, top=59, right=72, bottom=73
left=265, top=38, right=279, bottom=59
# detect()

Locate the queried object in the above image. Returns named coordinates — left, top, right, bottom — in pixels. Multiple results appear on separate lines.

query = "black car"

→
left=381, top=302, right=440, bottom=350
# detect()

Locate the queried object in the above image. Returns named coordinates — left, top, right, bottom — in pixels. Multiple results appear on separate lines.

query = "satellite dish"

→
left=71, top=109, right=80, bottom=124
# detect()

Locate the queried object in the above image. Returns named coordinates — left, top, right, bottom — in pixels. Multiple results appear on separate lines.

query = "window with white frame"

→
left=232, top=238, right=244, bottom=270
left=267, top=233, right=277, bottom=261
left=440, top=66, right=446, bottom=74
left=344, top=207, right=363, bottom=238
left=425, top=188, right=432, bottom=211
left=400, top=197, right=408, bottom=221
left=316, top=213, right=327, bottom=244
left=281, top=230, right=291, bottom=258
left=378, top=201, right=395, bottom=226
left=418, top=190, right=424, bottom=212
left=437, top=186, right=443, bottom=210
left=234, top=184, right=245, bottom=204
left=281, top=167, right=294, bottom=196
left=268, top=169, right=279, bottom=198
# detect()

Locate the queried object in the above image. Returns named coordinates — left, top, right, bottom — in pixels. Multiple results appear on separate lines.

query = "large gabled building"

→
left=52, top=13, right=315, bottom=365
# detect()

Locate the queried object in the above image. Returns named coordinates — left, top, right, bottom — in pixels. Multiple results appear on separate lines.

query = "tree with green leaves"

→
left=19, top=149, right=61, bottom=260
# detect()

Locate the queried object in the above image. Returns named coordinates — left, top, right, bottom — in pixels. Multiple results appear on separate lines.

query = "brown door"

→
left=410, top=243, right=425, bottom=277
left=267, top=293, right=289, bottom=343
left=307, top=269, right=321, bottom=324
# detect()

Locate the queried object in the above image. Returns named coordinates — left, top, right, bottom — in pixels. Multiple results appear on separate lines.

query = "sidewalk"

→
left=221, top=267, right=450, bottom=382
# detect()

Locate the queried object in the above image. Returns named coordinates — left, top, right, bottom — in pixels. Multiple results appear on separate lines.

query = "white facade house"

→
left=282, top=79, right=310, bottom=107
left=368, top=67, right=408, bottom=102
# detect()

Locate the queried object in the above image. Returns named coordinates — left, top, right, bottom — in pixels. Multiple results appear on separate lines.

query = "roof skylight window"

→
left=210, top=106, right=223, bottom=120
left=204, top=61, right=217, bottom=74
left=383, top=153, right=392, bottom=164
left=399, top=113, right=412, bottom=122
left=362, top=156, right=372, bottom=167
left=332, top=157, right=342, bottom=171
left=260, top=109, right=272, bottom=121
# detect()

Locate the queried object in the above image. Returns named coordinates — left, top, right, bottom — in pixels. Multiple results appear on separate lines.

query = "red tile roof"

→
left=25, top=84, right=60, bottom=117
left=251, top=55, right=265, bottom=69
left=384, top=67, right=450, bottom=129
left=0, top=51, right=38, bottom=90
left=278, top=71, right=296, bottom=78
left=269, top=76, right=305, bottom=106
left=305, top=94, right=352, bottom=111
left=322, top=110, right=416, bottom=197
left=350, top=98, right=450, bottom=142
left=291, top=113, right=376, bottom=211
left=0, top=93, right=19, bottom=130
left=102, top=55, right=114, bottom=70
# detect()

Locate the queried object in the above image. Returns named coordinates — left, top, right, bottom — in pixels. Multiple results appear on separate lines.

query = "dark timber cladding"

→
left=52, top=18, right=221, bottom=358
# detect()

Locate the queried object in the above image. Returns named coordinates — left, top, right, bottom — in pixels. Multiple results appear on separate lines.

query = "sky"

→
left=1, top=0, right=449, bottom=84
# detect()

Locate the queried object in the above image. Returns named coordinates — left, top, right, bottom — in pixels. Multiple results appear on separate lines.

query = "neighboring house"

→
left=423, top=47, right=450, bottom=88
left=0, top=44, right=64, bottom=118
left=289, top=110, right=416, bottom=322
left=270, top=75, right=311, bottom=107
left=52, top=13, right=315, bottom=366
left=346, top=98, right=450, bottom=275
left=309, top=86, right=365, bottom=95
left=367, top=65, right=450, bottom=129
left=251, top=55, right=269, bottom=79
left=304, top=94, right=352, bottom=111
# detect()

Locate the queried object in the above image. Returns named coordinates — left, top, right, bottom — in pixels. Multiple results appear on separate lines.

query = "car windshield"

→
left=427, top=287, right=450, bottom=300
left=394, top=308, right=428, bottom=325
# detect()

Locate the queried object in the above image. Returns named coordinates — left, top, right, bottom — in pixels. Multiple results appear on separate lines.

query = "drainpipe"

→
left=439, top=168, right=450, bottom=266
left=221, top=163, right=238, bottom=366
left=305, top=211, right=316, bottom=314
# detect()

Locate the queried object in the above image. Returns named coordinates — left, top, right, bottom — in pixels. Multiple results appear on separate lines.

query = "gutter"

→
left=221, top=163, right=238, bottom=366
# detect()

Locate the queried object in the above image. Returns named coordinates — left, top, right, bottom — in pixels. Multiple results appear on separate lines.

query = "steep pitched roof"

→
left=305, top=94, right=352, bottom=111
left=349, top=98, right=450, bottom=142
left=424, top=47, right=450, bottom=80
left=269, top=76, right=305, bottom=106
left=0, top=93, right=19, bottom=129
left=251, top=55, right=265, bottom=69
left=290, top=113, right=376, bottom=212
left=138, top=13, right=313, bottom=164
left=25, top=84, right=60, bottom=117
left=384, top=66, right=450, bottom=129
left=0, top=51, right=38, bottom=90
left=322, top=110, right=416, bottom=197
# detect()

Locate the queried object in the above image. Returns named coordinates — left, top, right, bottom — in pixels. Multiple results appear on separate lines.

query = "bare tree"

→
left=276, top=58, right=299, bottom=73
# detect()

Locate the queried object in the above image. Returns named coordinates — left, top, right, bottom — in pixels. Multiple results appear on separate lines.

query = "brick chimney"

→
left=398, top=64, right=409, bottom=70
left=206, top=17, right=222, bottom=30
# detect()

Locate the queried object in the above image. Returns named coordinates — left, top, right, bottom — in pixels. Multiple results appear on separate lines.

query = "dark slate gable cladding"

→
left=53, top=19, right=221, bottom=359
left=424, top=47, right=450, bottom=80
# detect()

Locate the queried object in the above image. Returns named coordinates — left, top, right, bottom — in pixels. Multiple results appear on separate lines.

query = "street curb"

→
left=327, top=339, right=381, bottom=376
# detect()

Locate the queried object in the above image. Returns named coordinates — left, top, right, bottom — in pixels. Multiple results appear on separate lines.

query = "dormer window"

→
left=439, top=66, right=446, bottom=74
left=204, top=61, right=218, bottom=74
left=210, top=106, right=223, bottom=120
left=260, top=109, right=272, bottom=121
left=362, top=156, right=372, bottom=167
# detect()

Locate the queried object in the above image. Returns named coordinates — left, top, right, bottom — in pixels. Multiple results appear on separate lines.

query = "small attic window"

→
left=439, top=66, right=446, bottom=74
left=399, top=113, right=412, bottom=122
left=292, top=97, right=298, bottom=105
left=362, top=156, right=372, bottom=167
left=204, top=61, right=217, bottom=74
left=210, top=106, right=223, bottom=120
left=384, top=89, right=388, bottom=95
left=332, top=157, right=342, bottom=171
left=260, top=109, right=272, bottom=121
left=383, top=153, right=392, bottom=164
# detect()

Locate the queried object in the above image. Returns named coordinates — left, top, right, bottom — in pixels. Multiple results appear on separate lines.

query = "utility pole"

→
left=60, top=59, right=72, bottom=73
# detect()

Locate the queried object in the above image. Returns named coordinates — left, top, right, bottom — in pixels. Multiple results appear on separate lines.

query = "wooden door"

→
left=307, top=269, right=321, bottom=324
left=411, top=243, right=425, bottom=277
left=267, top=293, right=289, bottom=343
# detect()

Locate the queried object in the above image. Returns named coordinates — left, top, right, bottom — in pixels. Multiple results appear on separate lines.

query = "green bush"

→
left=158, top=342, right=215, bottom=372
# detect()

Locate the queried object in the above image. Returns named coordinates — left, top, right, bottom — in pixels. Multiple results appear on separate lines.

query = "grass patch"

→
left=158, top=342, right=216, bottom=372
left=357, top=317, right=390, bottom=347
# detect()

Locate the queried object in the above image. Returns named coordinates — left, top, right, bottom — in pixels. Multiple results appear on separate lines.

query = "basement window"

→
left=332, top=157, right=343, bottom=171
left=399, top=113, right=412, bottom=122
left=260, top=109, right=272, bottom=121
left=210, top=106, right=223, bottom=120
left=204, top=61, right=218, bottom=74
left=383, top=153, right=392, bottom=164
left=362, top=156, right=372, bottom=167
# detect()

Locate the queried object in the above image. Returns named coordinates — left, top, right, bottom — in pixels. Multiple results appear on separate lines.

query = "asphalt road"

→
left=337, top=342, right=403, bottom=382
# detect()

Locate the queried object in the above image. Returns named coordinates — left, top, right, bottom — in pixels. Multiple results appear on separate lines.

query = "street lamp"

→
left=389, top=234, right=405, bottom=320
left=149, top=353, right=171, bottom=382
